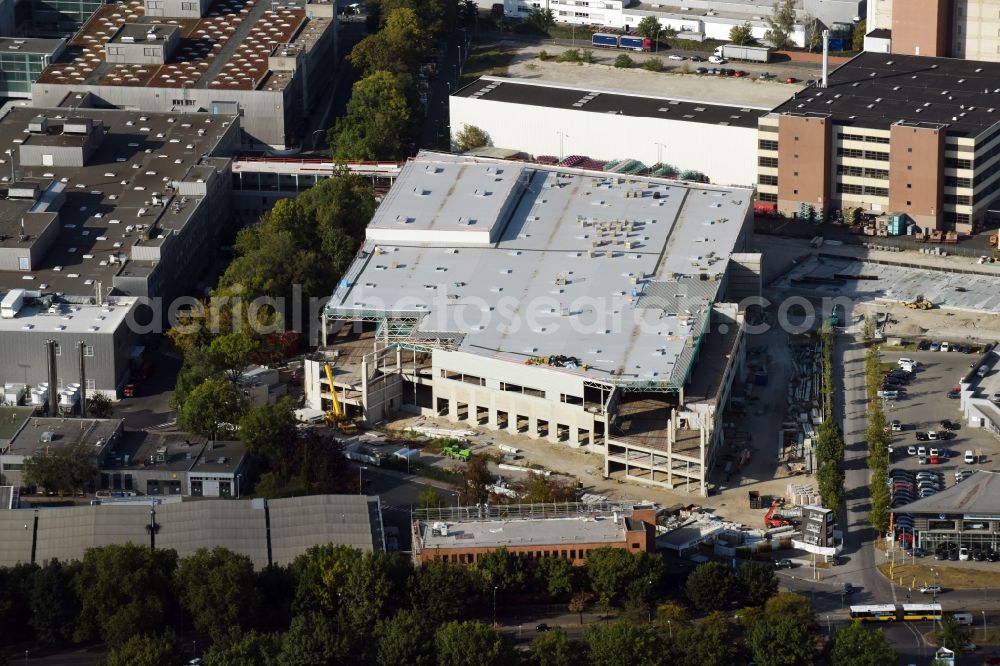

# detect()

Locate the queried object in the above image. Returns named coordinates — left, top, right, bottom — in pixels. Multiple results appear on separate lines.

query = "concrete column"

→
left=528, top=416, right=538, bottom=439
left=487, top=408, right=499, bottom=430
left=507, top=412, right=518, bottom=435
left=547, top=423, right=561, bottom=444
left=447, top=398, right=458, bottom=422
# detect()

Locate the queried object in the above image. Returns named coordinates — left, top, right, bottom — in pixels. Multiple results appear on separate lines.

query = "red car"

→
left=786, top=76, right=799, bottom=83
left=734, top=70, right=747, bottom=77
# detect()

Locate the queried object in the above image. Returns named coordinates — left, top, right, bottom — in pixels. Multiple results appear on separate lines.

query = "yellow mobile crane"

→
left=323, top=362, right=358, bottom=435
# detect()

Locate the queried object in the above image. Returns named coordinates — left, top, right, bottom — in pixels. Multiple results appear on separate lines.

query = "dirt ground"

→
left=879, top=561, right=1000, bottom=591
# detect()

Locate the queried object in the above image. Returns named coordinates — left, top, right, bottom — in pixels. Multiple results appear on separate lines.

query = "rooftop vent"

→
left=28, top=116, right=48, bottom=133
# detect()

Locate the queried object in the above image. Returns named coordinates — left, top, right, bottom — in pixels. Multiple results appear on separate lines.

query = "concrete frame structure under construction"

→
left=307, top=153, right=760, bottom=496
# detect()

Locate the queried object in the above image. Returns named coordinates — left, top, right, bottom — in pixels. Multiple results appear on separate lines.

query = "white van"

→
left=978, top=365, right=990, bottom=378
left=952, top=613, right=974, bottom=626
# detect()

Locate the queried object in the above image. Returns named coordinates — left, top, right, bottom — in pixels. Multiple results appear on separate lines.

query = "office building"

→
left=31, top=0, right=338, bottom=149
left=308, top=153, right=759, bottom=496
left=758, top=52, right=1000, bottom=233
left=0, top=38, right=66, bottom=97
left=866, top=0, right=1000, bottom=62
left=895, top=471, right=1000, bottom=553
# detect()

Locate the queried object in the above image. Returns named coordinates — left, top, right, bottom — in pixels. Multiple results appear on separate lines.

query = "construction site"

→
left=305, top=152, right=762, bottom=496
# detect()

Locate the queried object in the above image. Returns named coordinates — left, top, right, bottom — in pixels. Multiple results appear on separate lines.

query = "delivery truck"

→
left=619, top=35, right=652, bottom=51
left=591, top=33, right=619, bottom=48
left=713, top=43, right=772, bottom=62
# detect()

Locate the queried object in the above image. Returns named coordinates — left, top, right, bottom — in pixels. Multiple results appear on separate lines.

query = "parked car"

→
left=929, top=342, right=941, bottom=351
left=965, top=450, right=977, bottom=464
left=921, top=584, right=943, bottom=594
left=775, top=559, right=794, bottom=569
left=941, top=420, right=959, bottom=430
left=916, top=432, right=930, bottom=441
left=918, top=340, right=932, bottom=350
left=940, top=342, right=951, bottom=352
left=786, top=76, right=798, bottom=83
left=917, top=446, right=927, bottom=456
left=948, top=387, right=961, bottom=399
left=708, top=55, right=726, bottom=64
left=668, top=54, right=686, bottom=60
left=695, top=67, right=708, bottom=74
left=689, top=55, right=704, bottom=62
left=960, top=547, right=971, bottom=561
left=843, top=583, right=856, bottom=595
left=907, top=445, right=918, bottom=455
left=918, top=456, right=928, bottom=465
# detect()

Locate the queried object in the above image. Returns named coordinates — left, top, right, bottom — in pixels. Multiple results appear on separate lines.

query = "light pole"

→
left=492, top=585, right=499, bottom=627
left=666, top=619, right=672, bottom=638
left=826, top=615, right=832, bottom=635
left=556, top=131, right=568, bottom=160
left=236, top=474, right=242, bottom=499
left=983, top=611, right=988, bottom=640
left=358, top=466, right=368, bottom=495
left=654, top=142, right=666, bottom=166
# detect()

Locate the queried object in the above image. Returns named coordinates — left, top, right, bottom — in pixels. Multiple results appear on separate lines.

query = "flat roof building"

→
left=412, top=502, right=657, bottom=565
left=451, top=77, right=770, bottom=187
left=758, top=52, right=1000, bottom=233
left=31, top=0, right=338, bottom=149
left=0, top=38, right=66, bottom=98
left=960, top=348, right=1000, bottom=439
left=309, top=153, right=759, bottom=495
left=0, top=417, right=125, bottom=488
left=895, top=470, right=1000, bottom=553
left=0, top=493, right=386, bottom=567
left=865, top=0, right=1000, bottom=63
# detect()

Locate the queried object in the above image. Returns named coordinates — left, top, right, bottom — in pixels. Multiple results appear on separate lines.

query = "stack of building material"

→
left=786, top=482, right=819, bottom=506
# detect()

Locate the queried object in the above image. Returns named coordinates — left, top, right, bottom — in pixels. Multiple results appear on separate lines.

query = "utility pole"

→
left=78, top=341, right=87, bottom=417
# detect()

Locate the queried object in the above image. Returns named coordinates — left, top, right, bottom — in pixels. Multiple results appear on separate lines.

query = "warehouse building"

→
left=309, top=153, right=759, bottom=496
left=30, top=0, right=338, bottom=150
left=895, top=471, right=1000, bottom=553
left=450, top=77, right=769, bottom=187
left=0, top=416, right=124, bottom=488
left=0, top=493, right=386, bottom=567
left=412, top=502, right=657, bottom=565
left=0, top=38, right=66, bottom=97
left=959, top=348, right=1000, bottom=438
left=758, top=52, right=1000, bottom=233
left=866, top=0, right=1000, bottom=63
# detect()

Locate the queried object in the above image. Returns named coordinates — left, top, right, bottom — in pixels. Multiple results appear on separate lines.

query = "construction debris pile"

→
left=779, top=337, right=824, bottom=470
left=524, top=355, right=586, bottom=369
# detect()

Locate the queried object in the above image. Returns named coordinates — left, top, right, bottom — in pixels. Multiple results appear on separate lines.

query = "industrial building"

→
left=895, top=471, right=1000, bottom=553
left=959, top=348, right=1000, bottom=438
left=484, top=0, right=864, bottom=46
left=0, top=493, right=386, bottom=567
left=30, top=0, right=338, bottom=149
left=411, top=502, right=657, bottom=565
left=450, top=77, right=769, bottom=187
left=0, top=412, right=250, bottom=494
left=758, top=52, right=1000, bottom=233
left=865, top=0, right=1000, bottom=63
left=308, top=153, right=759, bottom=495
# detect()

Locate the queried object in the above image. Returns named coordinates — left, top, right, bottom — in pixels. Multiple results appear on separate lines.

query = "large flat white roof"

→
left=420, top=515, right=626, bottom=549
left=0, top=293, right=137, bottom=335
left=326, top=154, right=751, bottom=387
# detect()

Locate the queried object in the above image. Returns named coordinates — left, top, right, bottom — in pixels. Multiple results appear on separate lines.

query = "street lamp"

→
left=556, top=131, right=568, bottom=160
left=236, top=474, right=242, bottom=499
left=826, top=615, right=832, bottom=635
left=666, top=619, right=672, bottom=638
left=492, top=585, right=499, bottom=627
left=984, top=611, right=988, bottom=640
left=358, top=466, right=368, bottom=495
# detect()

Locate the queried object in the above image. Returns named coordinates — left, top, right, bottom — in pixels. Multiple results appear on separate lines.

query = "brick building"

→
left=411, top=502, right=657, bottom=566
left=867, top=0, right=1000, bottom=63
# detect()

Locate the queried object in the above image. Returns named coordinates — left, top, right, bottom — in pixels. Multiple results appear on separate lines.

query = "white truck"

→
left=714, top=44, right=772, bottom=63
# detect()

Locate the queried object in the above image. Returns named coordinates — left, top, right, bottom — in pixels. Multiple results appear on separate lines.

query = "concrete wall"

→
left=889, top=123, right=945, bottom=228
left=892, top=0, right=950, bottom=56
left=953, top=0, right=1000, bottom=61
left=449, top=95, right=760, bottom=186
left=776, top=114, right=832, bottom=216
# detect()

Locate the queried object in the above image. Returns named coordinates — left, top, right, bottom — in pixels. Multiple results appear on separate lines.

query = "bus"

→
left=901, top=604, right=943, bottom=621
left=849, top=604, right=943, bottom=622
left=849, top=605, right=898, bottom=622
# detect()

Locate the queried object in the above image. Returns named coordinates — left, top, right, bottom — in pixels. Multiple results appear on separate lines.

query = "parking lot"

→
left=884, top=347, right=998, bottom=477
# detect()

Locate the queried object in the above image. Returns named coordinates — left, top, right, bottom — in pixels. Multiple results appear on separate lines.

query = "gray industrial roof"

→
left=4, top=417, right=123, bottom=456
left=896, top=471, right=1000, bottom=515
left=420, top=515, right=626, bottom=549
left=453, top=77, right=769, bottom=130
left=0, top=295, right=139, bottom=336
left=0, top=37, right=66, bottom=55
left=772, top=52, right=1000, bottom=137
left=0, top=494, right=382, bottom=567
left=0, top=106, right=235, bottom=296
left=326, top=154, right=751, bottom=387
left=107, top=431, right=247, bottom=474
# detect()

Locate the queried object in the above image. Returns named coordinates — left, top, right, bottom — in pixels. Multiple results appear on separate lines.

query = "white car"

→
left=917, top=446, right=927, bottom=456
left=959, top=547, right=970, bottom=561
left=897, top=358, right=919, bottom=368
left=708, top=55, right=726, bottom=64
left=941, top=342, right=951, bottom=352
left=929, top=448, right=940, bottom=456
left=668, top=54, right=686, bottom=60
left=991, top=392, right=1000, bottom=404
left=965, top=450, right=976, bottom=464
left=891, top=420, right=903, bottom=431
left=927, top=431, right=939, bottom=441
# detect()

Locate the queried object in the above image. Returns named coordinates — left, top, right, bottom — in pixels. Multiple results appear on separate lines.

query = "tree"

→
left=207, top=331, right=259, bottom=381
left=329, top=71, right=413, bottom=161
left=73, top=544, right=178, bottom=647
left=22, top=442, right=98, bottom=494
left=349, top=8, right=432, bottom=76
left=764, top=0, right=796, bottom=49
left=475, top=548, right=527, bottom=593
left=409, top=559, right=475, bottom=623
left=435, top=621, right=515, bottom=666
left=277, top=612, right=345, bottom=666
left=740, top=560, right=778, bottom=607
left=525, top=7, right=554, bottom=32
left=463, top=455, right=495, bottom=504
left=937, top=615, right=971, bottom=651
left=830, top=622, right=897, bottom=665
left=204, top=630, right=281, bottom=666
left=416, top=485, right=446, bottom=510
left=730, top=22, right=755, bottom=45
left=852, top=19, right=865, bottom=51
left=614, top=54, right=634, bottom=68
left=636, top=15, right=662, bottom=41
left=454, top=124, right=491, bottom=152
left=30, top=559, right=80, bottom=646
left=568, top=591, right=592, bottom=625
left=802, top=14, right=820, bottom=52
left=176, top=377, right=246, bottom=440
left=534, top=555, right=574, bottom=597
left=653, top=602, right=689, bottom=629
left=584, top=621, right=661, bottom=666
left=764, top=592, right=815, bottom=627
left=530, top=629, right=582, bottom=666
left=587, top=548, right=662, bottom=609
left=685, top=562, right=738, bottom=612
left=103, top=633, right=177, bottom=666
left=374, top=609, right=435, bottom=666
left=673, top=624, right=736, bottom=666
left=239, top=399, right=298, bottom=460
left=748, top=618, right=815, bottom=666
left=643, top=57, right=664, bottom=72
left=87, top=393, right=113, bottom=418
left=174, top=547, right=260, bottom=645
left=0, top=563, right=39, bottom=647
left=519, top=474, right=576, bottom=504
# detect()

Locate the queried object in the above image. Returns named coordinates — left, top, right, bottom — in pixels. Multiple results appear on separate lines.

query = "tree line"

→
left=0, top=545, right=900, bottom=666
left=816, top=322, right=846, bottom=514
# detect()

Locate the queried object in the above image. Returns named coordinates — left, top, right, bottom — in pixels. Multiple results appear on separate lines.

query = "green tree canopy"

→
left=587, top=548, right=663, bottom=609
left=277, top=611, right=345, bottom=666
left=739, top=560, right=779, bottom=606
left=239, top=398, right=298, bottom=460
left=207, top=331, right=259, bottom=381
left=729, top=21, right=755, bottom=44
left=530, top=629, right=582, bottom=666
left=22, top=442, right=98, bottom=494
left=584, top=621, right=662, bottom=666
left=408, top=559, right=475, bottom=623
left=204, top=630, right=281, bottom=666
left=533, top=555, right=574, bottom=597
left=0, top=563, right=38, bottom=646
left=349, top=7, right=432, bottom=75
left=454, top=124, right=491, bottom=152
left=830, top=622, right=897, bottom=665
left=416, top=485, right=446, bottom=510
left=636, top=16, right=662, bottom=40
left=475, top=548, right=527, bottom=594
left=374, top=609, right=435, bottom=666
left=30, top=559, right=80, bottom=646
left=87, top=393, right=113, bottom=418
left=764, top=0, right=796, bottom=48
left=102, top=633, right=177, bottom=666
left=525, top=7, right=554, bottom=31
left=937, top=615, right=971, bottom=651
left=685, top=561, right=738, bottom=612
left=764, top=592, right=815, bottom=627
left=748, top=617, right=815, bottom=666
left=329, top=71, right=413, bottom=161
left=73, top=544, right=178, bottom=647
left=174, top=547, right=260, bottom=645
left=673, top=624, right=737, bottom=666
left=435, top=621, right=515, bottom=666
left=176, top=377, right=246, bottom=440
left=852, top=19, right=865, bottom=51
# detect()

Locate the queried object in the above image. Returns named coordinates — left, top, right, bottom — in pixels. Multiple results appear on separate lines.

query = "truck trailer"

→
left=591, top=33, right=619, bottom=48
left=619, top=35, right=652, bottom=51
left=714, top=44, right=771, bottom=62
